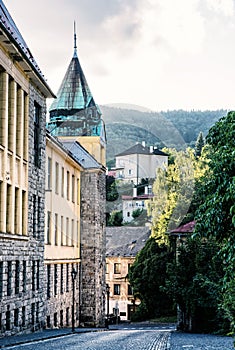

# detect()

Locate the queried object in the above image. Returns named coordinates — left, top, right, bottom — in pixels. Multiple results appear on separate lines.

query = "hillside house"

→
left=115, top=143, right=168, bottom=184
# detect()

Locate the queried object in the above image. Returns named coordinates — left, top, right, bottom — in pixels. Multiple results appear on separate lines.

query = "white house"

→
left=115, top=143, right=168, bottom=184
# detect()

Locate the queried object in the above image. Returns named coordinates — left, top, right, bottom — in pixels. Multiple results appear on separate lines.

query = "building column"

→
left=0, top=72, right=9, bottom=233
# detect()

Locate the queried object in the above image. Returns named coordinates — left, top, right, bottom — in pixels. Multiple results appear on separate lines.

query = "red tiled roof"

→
left=170, top=220, right=196, bottom=233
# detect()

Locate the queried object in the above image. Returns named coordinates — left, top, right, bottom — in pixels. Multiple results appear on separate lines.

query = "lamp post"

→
left=106, top=283, right=110, bottom=328
left=106, top=283, right=110, bottom=316
left=71, top=267, right=77, bottom=332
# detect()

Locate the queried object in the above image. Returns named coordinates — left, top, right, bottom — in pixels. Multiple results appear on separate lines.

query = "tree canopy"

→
left=194, top=111, right=235, bottom=331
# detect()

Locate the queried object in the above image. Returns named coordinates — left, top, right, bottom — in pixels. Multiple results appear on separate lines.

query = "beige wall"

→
left=45, top=137, right=82, bottom=261
left=0, top=65, right=29, bottom=236
left=116, top=153, right=168, bottom=184
left=106, top=256, right=140, bottom=321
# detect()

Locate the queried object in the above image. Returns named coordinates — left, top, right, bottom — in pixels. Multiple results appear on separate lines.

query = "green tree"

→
left=129, top=238, right=175, bottom=320
left=132, top=208, right=143, bottom=219
left=106, top=176, right=119, bottom=202
left=165, top=237, right=228, bottom=333
left=107, top=210, right=123, bottom=226
left=194, top=111, right=235, bottom=332
left=146, top=148, right=200, bottom=245
left=194, top=131, right=205, bottom=157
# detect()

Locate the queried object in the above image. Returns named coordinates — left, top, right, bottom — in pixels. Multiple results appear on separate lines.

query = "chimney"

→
left=142, top=141, right=146, bottom=147
left=133, top=187, right=137, bottom=197
left=144, top=186, right=148, bottom=195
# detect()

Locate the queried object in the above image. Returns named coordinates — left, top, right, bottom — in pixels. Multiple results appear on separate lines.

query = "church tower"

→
left=48, top=25, right=106, bottom=166
left=47, top=27, right=106, bottom=327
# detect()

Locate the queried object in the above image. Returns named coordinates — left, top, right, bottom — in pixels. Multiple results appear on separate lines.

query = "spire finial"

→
left=74, top=21, right=77, bottom=57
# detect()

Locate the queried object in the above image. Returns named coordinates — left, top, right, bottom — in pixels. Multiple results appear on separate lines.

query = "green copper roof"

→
left=48, top=40, right=105, bottom=139
left=49, top=51, right=94, bottom=112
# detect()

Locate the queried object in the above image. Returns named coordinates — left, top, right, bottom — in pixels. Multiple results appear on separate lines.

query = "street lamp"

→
left=71, top=267, right=77, bottom=332
left=106, top=283, right=110, bottom=316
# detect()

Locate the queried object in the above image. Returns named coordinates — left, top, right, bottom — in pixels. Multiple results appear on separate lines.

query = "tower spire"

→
left=74, top=21, right=77, bottom=57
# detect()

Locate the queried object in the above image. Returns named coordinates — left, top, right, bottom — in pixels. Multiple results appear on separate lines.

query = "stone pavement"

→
left=0, top=325, right=234, bottom=349
left=0, top=327, right=108, bottom=348
left=169, top=331, right=234, bottom=350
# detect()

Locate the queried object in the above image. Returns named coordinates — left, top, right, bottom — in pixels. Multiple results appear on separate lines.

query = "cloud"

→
left=205, top=0, right=234, bottom=16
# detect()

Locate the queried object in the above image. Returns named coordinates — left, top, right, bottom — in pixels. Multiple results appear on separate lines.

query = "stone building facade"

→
left=80, top=170, right=106, bottom=327
left=0, top=2, right=54, bottom=336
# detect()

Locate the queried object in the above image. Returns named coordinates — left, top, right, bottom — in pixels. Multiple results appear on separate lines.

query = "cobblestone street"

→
left=1, top=323, right=234, bottom=350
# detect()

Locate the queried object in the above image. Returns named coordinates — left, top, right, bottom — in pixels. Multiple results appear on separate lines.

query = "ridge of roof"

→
left=116, top=143, right=168, bottom=157
left=61, top=140, right=103, bottom=170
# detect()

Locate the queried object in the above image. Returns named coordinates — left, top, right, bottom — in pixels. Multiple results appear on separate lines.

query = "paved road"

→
left=4, top=328, right=170, bottom=350
left=3, top=324, right=234, bottom=350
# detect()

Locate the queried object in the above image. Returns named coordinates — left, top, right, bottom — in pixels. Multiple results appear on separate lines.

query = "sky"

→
left=4, top=0, right=235, bottom=112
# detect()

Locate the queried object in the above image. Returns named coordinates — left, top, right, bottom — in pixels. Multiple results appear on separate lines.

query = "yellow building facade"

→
left=45, top=133, right=82, bottom=328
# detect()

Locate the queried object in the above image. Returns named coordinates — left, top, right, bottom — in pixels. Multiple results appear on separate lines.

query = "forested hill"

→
left=100, top=105, right=227, bottom=162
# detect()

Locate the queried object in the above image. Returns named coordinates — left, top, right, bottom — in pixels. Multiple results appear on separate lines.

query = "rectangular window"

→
left=54, top=264, right=58, bottom=296
left=47, top=157, right=52, bottom=190
left=32, top=260, right=35, bottom=291
left=60, top=310, right=63, bottom=327
left=31, top=303, right=35, bottom=325
left=114, top=284, right=120, bottom=295
left=128, top=284, right=133, bottom=295
left=47, top=265, right=51, bottom=299
left=0, top=262, right=3, bottom=298
left=22, top=306, right=26, bottom=327
left=14, top=308, right=19, bottom=327
left=23, top=261, right=26, bottom=293
left=66, top=217, right=69, bottom=246
left=66, top=171, right=70, bottom=200
left=55, top=213, right=58, bottom=245
left=15, top=260, right=20, bottom=294
left=106, top=263, right=109, bottom=274
left=72, top=175, right=75, bottom=202
left=61, top=167, right=64, bottom=197
left=36, top=260, right=40, bottom=290
left=8, top=77, right=15, bottom=152
left=66, top=307, right=69, bottom=326
left=6, top=184, right=11, bottom=233
left=37, top=196, right=41, bottom=238
left=46, top=211, right=51, bottom=244
left=61, top=216, right=64, bottom=246
left=6, top=310, right=10, bottom=330
left=114, top=263, right=121, bottom=274
left=71, top=219, right=74, bottom=246
left=60, top=264, right=64, bottom=294
left=22, top=190, right=27, bottom=235
left=14, top=187, right=20, bottom=234
left=36, top=302, right=39, bottom=324
left=66, top=264, right=69, bottom=292
left=54, top=312, right=58, bottom=327
left=34, top=102, right=41, bottom=167
left=23, top=92, right=28, bottom=160
left=33, top=194, right=37, bottom=238
left=7, top=261, right=12, bottom=296
left=55, top=162, right=59, bottom=194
